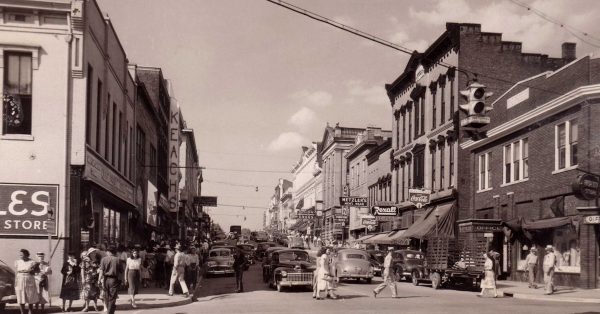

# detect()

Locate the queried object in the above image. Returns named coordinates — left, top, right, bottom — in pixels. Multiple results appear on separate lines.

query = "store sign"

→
left=415, top=64, right=426, bottom=83
left=572, top=174, right=600, bottom=201
left=199, top=196, right=218, bottom=207
left=361, top=218, right=377, bottom=226
left=84, top=152, right=134, bottom=205
left=371, top=206, right=398, bottom=216
left=583, top=215, right=600, bottom=225
left=168, top=100, right=180, bottom=212
left=340, top=197, right=368, bottom=207
left=0, top=184, right=58, bottom=236
left=334, top=215, right=347, bottom=222
left=297, top=208, right=316, bottom=219
left=408, top=189, right=431, bottom=209
left=458, top=221, right=503, bottom=233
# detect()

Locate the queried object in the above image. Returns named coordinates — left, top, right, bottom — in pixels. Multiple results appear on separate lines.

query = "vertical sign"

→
left=169, top=99, right=180, bottom=213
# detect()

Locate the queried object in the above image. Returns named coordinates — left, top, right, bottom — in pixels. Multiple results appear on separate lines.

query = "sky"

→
left=98, top=0, right=600, bottom=231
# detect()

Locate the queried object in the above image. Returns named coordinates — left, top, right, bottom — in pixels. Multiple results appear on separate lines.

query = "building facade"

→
left=290, top=143, right=322, bottom=235
left=462, top=54, right=600, bottom=288
left=386, top=23, right=575, bottom=246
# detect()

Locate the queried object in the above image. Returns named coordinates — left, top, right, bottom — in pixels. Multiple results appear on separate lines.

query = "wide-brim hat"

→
left=545, top=245, right=554, bottom=251
left=387, top=247, right=395, bottom=251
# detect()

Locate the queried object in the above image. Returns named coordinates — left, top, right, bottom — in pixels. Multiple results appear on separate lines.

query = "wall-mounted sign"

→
left=408, top=189, right=431, bottom=209
left=584, top=215, right=600, bottom=225
left=340, top=197, right=368, bottom=207
left=458, top=219, right=503, bottom=233
left=0, top=183, right=58, bottom=236
left=371, top=206, right=398, bottom=216
left=361, top=218, right=377, bottom=226
left=84, top=152, right=134, bottom=206
left=334, top=215, right=347, bottom=222
left=199, top=196, right=218, bottom=207
left=415, top=64, right=426, bottom=84
left=572, top=174, right=600, bottom=201
left=168, top=100, right=180, bottom=212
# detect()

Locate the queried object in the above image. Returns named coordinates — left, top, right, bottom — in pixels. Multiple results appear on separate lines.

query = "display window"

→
left=102, top=207, right=121, bottom=245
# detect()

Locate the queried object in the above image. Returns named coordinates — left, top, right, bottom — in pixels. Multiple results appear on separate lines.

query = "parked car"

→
left=205, top=248, right=235, bottom=277
left=368, top=250, right=385, bottom=277
left=391, top=249, right=425, bottom=283
left=265, top=249, right=315, bottom=292
left=262, top=246, right=287, bottom=282
left=237, top=244, right=256, bottom=265
left=0, top=260, right=16, bottom=312
left=333, top=249, right=374, bottom=283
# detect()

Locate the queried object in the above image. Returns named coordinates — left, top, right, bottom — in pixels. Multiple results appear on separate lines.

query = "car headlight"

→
left=280, top=271, right=287, bottom=277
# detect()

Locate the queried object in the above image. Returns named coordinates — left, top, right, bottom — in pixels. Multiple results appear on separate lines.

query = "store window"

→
left=3, top=52, right=32, bottom=135
left=552, top=226, right=580, bottom=273
left=102, top=207, right=121, bottom=245
left=478, top=152, right=491, bottom=191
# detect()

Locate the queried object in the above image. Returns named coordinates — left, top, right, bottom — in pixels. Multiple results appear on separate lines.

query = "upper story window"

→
left=478, top=152, right=491, bottom=191
left=3, top=52, right=32, bottom=135
left=556, top=119, right=578, bottom=171
left=136, top=125, right=146, bottom=164
left=413, top=149, right=425, bottom=188
left=503, top=138, right=528, bottom=185
left=402, top=113, right=406, bottom=146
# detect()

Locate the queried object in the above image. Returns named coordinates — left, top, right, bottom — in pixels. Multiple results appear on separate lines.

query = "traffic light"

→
left=459, top=80, right=493, bottom=128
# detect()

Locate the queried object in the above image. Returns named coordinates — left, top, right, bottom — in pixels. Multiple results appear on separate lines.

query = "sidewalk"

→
left=5, top=288, right=192, bottom=313
left=498, top=280, right=600, bottom=304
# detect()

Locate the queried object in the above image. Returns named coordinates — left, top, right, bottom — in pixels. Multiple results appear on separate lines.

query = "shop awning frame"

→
left=363, top=231, right=396, bottom=244
left=400, top=202, right=456, bottom=239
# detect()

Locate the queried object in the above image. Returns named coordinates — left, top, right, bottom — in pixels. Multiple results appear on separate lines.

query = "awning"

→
left=400, top=202, right=456, bottom=239
left=354, top=233, right=377, bottom=243
left=363, top=231, right=395, bottom=244
left=374, top=230, right=405, bottom=245
left=522, top=216, right=577, bottom=230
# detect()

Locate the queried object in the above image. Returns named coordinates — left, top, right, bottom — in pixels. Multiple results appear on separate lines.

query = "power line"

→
left=265, top=0, right=577, bottom=98
left=509, top=0, right=600, bottom=48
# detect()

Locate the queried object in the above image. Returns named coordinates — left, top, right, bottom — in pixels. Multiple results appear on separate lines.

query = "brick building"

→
left=461, top=54, right=600, bottom=288
left=385, top=23, right=575, bottom=265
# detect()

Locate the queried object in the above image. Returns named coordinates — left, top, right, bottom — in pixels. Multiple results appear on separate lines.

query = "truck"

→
left=410, top=219, right=503, bottom=290
left=230, top=225, right=242, bottom=237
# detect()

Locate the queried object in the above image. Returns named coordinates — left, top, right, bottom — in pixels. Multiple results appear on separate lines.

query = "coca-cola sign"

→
left=408, top=189, right=431, bottom=209
left=371, top=206, right=398, bottom=216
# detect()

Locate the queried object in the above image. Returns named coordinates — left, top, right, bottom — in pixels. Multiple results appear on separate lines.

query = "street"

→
left=138, top=264, right=600, bottom=314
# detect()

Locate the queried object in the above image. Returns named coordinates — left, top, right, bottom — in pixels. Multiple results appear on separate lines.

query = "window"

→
left=440, top=145, right=445, bottom=190
left=504, top=138, right=528, bottom=184
left=556, top=120, right=578, bottom=170
left=420, top=95, right=425, bottom=135
left=440, top=84, right=446, bottom=124
left=414, top=100, right=420, bottom=138
left=449, top=142, right=454, bottom=188
left=401, top=166, right=405, bottom=201
left=357, top=162, right=360, bottom=185
left=149, top=144, right=157, bottom=180
left=413, top=150, right=425, bottom=188
left=431, top=91, right=437, bottom=130
left=104, top=93, right=110, bottom=160
left=408, top=108, right=412, bottom=143
left=96, top=81, right=103, bottom=152
left=478, top=152, right=491, bottom=191
left=85, top=65, right=94, bottom=145
left=111, top=103, right=117, bottom=166
left=449, top=77, right=455, bottom=121
left=431, top=150, right=436, bottom=191
left=402, top=113, right=406, bottom=146
left=102, top=207, right=121, bottom=245
left=396, top=114, right=400, bottom=148
left=3, top=52, right=32, bottom=135
left=136, top=125, right=145, bottom=164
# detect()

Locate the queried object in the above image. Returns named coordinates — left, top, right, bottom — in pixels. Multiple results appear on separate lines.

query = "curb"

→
left=5, top=297, right=193, bottom=313
left=502, top=291, right=600, bottom=304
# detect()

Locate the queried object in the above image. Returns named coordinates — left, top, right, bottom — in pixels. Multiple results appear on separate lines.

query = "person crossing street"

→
left=373, top=247, right=397, bottom=298
left=233, top=248, right=248, bottom=293
left=169, top=244, right=190, bottom=298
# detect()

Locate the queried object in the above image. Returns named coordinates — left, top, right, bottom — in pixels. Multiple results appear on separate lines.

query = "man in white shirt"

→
left=543, top=245, right=558, bottom=295
left=524, top=247, right=538, bottom=289
left=168, top=244, right=189, bottom=297
left=373, top=247, right=397, bottom=298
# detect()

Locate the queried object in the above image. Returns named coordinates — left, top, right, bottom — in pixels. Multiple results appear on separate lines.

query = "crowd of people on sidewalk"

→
left=12, top=239, right=212, bottom=314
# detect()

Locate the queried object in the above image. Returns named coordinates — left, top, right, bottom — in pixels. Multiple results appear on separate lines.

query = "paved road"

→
left=136, top=263, right=600, bottom=314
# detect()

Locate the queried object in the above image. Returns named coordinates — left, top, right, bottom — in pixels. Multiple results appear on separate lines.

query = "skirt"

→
left=60, top=274, right=81, bottom=300
left=480, top=270, right=496, bottom=289
left=15, top=273, right=39, bottom=304
left=128, top=270, right=140, bottom=295
left=82, top=281, right=100, bottom=301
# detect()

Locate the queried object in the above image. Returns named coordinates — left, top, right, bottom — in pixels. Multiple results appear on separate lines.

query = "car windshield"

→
left=238, top=245, right=253, bottom=250
left=345, top=253, right=367, bottom=260
left=406, top=253, right=423, bottom=259
left=279, top=252, right=309, bottom=262
left=210, top=250, right=230, bottom=257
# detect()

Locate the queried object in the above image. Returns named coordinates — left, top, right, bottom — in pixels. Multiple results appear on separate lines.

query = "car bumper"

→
left=207, top=267, right=235, bottom=274
left=279, top=279, right=312, bottom=287
left=339, top=273, right=373, bottom=279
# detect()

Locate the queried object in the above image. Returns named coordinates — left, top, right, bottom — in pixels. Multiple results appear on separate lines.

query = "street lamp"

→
left=435, top=209, right=440, bottom=237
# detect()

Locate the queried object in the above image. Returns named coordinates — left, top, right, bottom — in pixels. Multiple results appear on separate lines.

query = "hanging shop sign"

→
left=0, top=183, right=58, bottom=236
left=340, top=197, right=368, bottom=207
left=408, top=189, right=431, bottom=209
left=168, top=100, right=180, bottom=212
left=371, top=206, right=398, bottom=216
left=572, top=174, right=600, bottom=201
left=199, top=196, right=218, bottom=207
left=361, top=218, right=377, bottom=226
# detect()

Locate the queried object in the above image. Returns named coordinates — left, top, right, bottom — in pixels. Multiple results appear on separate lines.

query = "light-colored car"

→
left=334, top=249, right=374, bottom=283
left=205, top=248, right=235, bottom=277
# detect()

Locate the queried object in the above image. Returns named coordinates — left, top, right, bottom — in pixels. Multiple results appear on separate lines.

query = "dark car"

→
left=262, top=246, right=287, bottom=282
left=265, top=249, right=315, bottom=292
left=391, top=250, right=425, bottom=283
left=0, top=260, right=17, bottom=311
left=237, top=244, right=256, bottom=265
left=368, top=250, right=385, bottom=277
left=256, top=241, right=279, bottom=261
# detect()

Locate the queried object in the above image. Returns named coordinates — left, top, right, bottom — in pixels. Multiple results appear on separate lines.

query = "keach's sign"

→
left=371, top=206, right=398, bottom=216
left=0, top=183, right=58, bottom=236
left=408, top=189, right=431, bottom=209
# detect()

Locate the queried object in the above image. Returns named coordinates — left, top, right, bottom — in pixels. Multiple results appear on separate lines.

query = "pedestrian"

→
left=125, top=247, right=142, bottom=308
left=373, top=247, right=397, bottom=298
left=186, top=246, right=199, bottom=291
left=165, top=244, right=175, bottom=289
left=543, top=245, right=558, bottom=295
left=312, top=247, right=323, bottom=299
left=140, top=248, right=152, bottom=289
left=525, top=247, right=538, bottom=289
left=168, top=244, right=189, bottom=297
left=99, top=246, right=122, bottom=314
left=81, top=254, right=101, bottom=312
left=59, top=253, right=81, bottom=311
left=233, top=248, right=247, bottom=293
left=14, top=249, right=40, bottom=314
left=479, top=252, right=498, bottom=298
left=154, top=246, right=166, bottom=288
left=315, top=247, right=337, bottom=300
left=34, top=252, right=52, bottom=312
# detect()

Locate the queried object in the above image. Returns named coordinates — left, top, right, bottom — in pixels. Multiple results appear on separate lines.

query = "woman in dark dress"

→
left=81, top=255, right=100, bottom=312
left=60, top=253, right=81, bottom=311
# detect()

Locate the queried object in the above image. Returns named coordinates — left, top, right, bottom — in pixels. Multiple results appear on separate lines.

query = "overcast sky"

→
left=99, top=0, right=600, bottom=231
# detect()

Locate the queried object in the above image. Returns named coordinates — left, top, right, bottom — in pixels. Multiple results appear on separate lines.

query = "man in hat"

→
left=233, top=248, right=248, bottom=293
left=168, top=244, right=189, bottom=297
left=373, top=247, right=397, bottom=298
left=525, top=247, right=538, bottom=289
left=34, top=252, right=52, bottom=311
left=543, top=245, right=557, bottom=295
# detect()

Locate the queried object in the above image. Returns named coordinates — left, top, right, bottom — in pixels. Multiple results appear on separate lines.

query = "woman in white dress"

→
left=479, top=252, right=498, bottom=298
left=14, top=249, right=40, bottom=314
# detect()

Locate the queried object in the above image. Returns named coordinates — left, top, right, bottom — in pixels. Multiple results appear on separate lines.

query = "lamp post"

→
left=435, top=212, right=440, bottom=237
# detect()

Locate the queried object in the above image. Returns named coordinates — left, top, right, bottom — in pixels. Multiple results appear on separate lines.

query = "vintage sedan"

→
left=262, top=246, right=287, bottom=282
left=334, top=249, right=374, bottom=283
left=205, top=248, right=235, bottom=277
left=256, top=241, right=279, bottom=261
left=266, top=249, right=315, bottom=292
left=0, top=260, right=16, bottom=311
left=391, top=249, right=425, bottom=283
